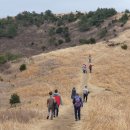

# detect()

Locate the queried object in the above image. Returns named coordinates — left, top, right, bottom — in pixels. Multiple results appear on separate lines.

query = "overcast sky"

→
left=0, top=0, right=130, bottom=18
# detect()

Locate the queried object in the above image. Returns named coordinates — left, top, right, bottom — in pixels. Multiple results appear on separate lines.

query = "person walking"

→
left=89, top=63, right=93, bottom=73
left=88, top=54, right=92, bottom=63
left=71, top=87, right=76, bottom=100
left=83, top=86, right=89, bottom=102
left=47, top=91, right=55, bottom=120
left=82, top=64, right=87, bottom=74
left=73, top=93, right=83, bottom=121
left=53, top=89, right=62, bottom=117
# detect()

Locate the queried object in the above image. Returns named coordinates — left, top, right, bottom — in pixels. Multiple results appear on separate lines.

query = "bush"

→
left=10, top=93, right=20, bottom=106
left=0, top=53, right=20, bottom=64
left=89, top=38, right=96, bottom=44
left=79, top=39, right=90, bottom=44
left=121, top=44, right=128, bottom=50
left=0, top=55, right=7, bottom=64
left=65, top=37, right=71, bottom=43
left=58, top=39, right=64, bottom=45
left=98, top=27, right=107, bottom=38
left=0, top=76, right=3, bottom=81
left=79, top=38, right=96, bottom=44
left=41, top=46, right=46, bottom=51
left=19, top=64, right=26, bottom=71
left=48, top=27, right=55, bottom=36
left=119, top=13, right=129, bottom=24
left=56, top=27, right=63, bottom=34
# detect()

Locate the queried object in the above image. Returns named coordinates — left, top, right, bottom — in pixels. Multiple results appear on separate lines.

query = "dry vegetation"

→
left=0, top=16, right=130, bottom=130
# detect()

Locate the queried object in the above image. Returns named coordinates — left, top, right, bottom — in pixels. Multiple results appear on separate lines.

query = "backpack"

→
left=74, top=96, right=81, bottom=107
left=54, top=96, right=60, bottom=106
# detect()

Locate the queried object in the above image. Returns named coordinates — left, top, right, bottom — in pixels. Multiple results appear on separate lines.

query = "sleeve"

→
left=60, top=95, right=63, bottom=105
left=80, top=97, right=83, bottom=107
left=73, top=98, right=75, bottom=105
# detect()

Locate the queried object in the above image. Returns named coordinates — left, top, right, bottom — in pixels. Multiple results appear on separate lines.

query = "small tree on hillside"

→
left=19, top=64, right=27, bottom=71
left=10, top=93, right=20, bottom=107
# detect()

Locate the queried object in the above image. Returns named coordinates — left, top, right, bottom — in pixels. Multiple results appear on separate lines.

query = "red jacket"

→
left=54, top=95, right=61, bottom=106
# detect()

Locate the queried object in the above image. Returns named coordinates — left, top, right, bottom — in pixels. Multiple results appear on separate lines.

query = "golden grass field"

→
left=0, top=23, right=130, bottom=130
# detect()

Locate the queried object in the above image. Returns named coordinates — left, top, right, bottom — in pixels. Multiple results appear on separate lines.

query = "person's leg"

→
left=78, top=107, right=81, bottom=120
left=83, top=94, right=85, bottom=102
left=56, top=106, right=59, bottom=117
left=74, top=107, right=78, bottom=120
left=50, top=109, right=53, bottom=120
left=53, top=106, right=56, bottom=117
left=85, top=94, right=87, bottom=102
left=90, top=68, right=92, bottom=73
left=47, top=107, right=50, bottom=119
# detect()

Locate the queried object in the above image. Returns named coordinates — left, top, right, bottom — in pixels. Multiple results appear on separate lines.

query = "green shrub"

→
left=56, top=27, right=63, bottom=34
left=119, top=13, right=129, bottom=24
left=0, top=55, right=7, bottom=64
left=48, top=27, right=55, bottom=36
left=79, top=39, right=90, bottom=44
left=98, top=27, right=107, bottom=38
left=58, top=39, right=64, bottom=45
left=121, top=44, right=128, bottom=50
left=65, top=37, right=71, bottom=43
left=0, top=76, right=3, bottom=81
left=49, top=37, right=56, bottom=45
left=89, top=38, right=96, bottom=44
left=10, top=93, right=20, bottom=106
left=79, top=38, right=96, bottom=44
left=0, top=53, right=20, bottom=64
left=19, top=64, right=26, bottom=71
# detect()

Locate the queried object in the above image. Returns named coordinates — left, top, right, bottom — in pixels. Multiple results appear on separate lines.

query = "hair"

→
left=55, top=89, right=58, bottom=93
left=49, top=91, right=52, bottom=95
left=73, top=87, right=75, bottom=89
left=85, top=86, right=87, bottom=88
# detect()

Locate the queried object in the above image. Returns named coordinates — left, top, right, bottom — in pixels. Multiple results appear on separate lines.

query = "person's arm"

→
left=59, top=95, right=63, bottom=105
left=80, top=97, right=83, bottom=107
left=73, top=97, right=76, bottom=105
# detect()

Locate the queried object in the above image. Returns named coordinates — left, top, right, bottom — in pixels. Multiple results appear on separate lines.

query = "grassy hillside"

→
left=0, top=23, right=130, bottom=130
left=0, top=9, right=129, bottom=58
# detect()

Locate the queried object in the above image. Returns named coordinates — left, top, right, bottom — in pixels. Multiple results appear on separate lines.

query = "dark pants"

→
left=74, top=106, right=81, bottom=120
left=83, top=94, right=88, bottom=102
left=54, top=105, right=59, bottom=117
left=89, top=68, right=92, bottom=73
left=83, top=70, right=87, bottom=73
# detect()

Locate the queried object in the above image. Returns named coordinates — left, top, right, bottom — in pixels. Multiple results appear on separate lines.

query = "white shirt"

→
left=83, top=88, right=88, bottom=94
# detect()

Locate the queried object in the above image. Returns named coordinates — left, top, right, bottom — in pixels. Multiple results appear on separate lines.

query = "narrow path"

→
left=38, top=51, right=106, bottom=130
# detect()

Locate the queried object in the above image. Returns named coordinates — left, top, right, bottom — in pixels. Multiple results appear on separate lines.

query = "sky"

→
left=0, top=0, right=130, bottom=18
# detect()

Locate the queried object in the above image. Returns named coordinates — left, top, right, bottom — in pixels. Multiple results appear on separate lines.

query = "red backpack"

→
left=54, top=96, right=60, bottom=106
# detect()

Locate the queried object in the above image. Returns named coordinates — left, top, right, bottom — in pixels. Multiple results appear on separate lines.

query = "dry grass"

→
left=0, top=24, right=130, bottom=129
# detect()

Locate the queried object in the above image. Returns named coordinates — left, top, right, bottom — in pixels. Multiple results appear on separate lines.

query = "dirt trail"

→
left=37, top=53, right=105, bottom=130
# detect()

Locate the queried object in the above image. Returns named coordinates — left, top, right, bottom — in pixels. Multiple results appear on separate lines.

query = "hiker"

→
left=82, top=64, right=87, bottom=74
left=53, top=89, right=62, bottom=117
left=71, top=87, right=76, bottom=99
left=88, top=54, right=92, bottom=63
left=89, top=63, right=93, bottom=73
left=83, top=86, right=89, bottom=102
left=73, top=93, right=83, bottom=121
left=47, top=91, right=55, bottom=120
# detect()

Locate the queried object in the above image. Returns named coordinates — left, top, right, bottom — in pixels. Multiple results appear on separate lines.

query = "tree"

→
left=119, top=13, right=129, bottom=24
left=6, top=24, right=17, bottom=38
left=20, top=64, right=27, bottom=71
left=10, top=93, right=20, bottom=106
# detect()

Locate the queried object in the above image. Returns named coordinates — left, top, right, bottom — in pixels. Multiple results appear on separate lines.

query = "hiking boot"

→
left=75, top=119, right=78, bottom=121
left=46, top=116, right=49, bottom=119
